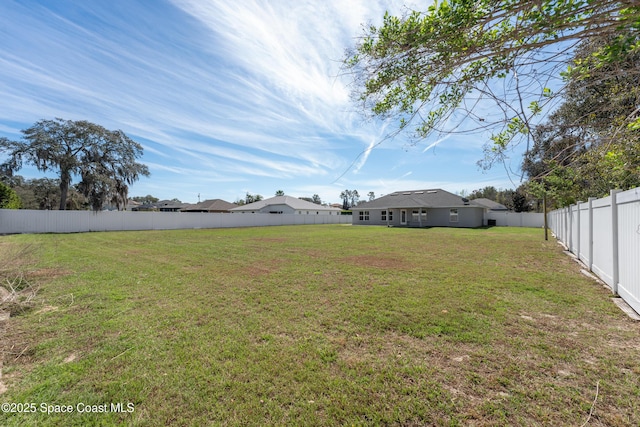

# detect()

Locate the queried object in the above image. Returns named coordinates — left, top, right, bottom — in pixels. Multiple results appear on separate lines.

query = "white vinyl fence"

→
left=548, top=187, right=640, bottom=315
left=0, top=210, right=351, bottom=234
left=484, top=211, right=544, bottom=228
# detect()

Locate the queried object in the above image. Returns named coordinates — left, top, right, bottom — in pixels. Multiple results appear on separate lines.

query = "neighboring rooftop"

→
left=353, top=189, right=476, bottom=209
left=231, top=195, right=341, bottom=212
left=470, top=198, right=508, bottom=211
left=181, top=199, right=238, bottom=212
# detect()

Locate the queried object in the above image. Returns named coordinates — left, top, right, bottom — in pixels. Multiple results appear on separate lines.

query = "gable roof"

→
left=470, top=198, right=508, bottom=211
left=353, top=189, right=480, bottom=210
left=181, top=199, right=238, bottom=212
left=230, top=195, right=341, bottom=212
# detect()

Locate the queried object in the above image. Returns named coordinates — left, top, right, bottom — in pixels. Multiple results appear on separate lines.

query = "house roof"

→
left=352, top=189, right=481, bottom=210
left=181, top=199, right=238, bottom=212
left=470, top=198, right=508, bottom=211
left=230, top=195, right=341, bottom=212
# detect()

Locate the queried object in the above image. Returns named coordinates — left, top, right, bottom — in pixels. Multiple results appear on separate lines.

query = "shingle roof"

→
left=353, top=189, right=478, bottom=209
left=230, top=196, right=341, bottom=212
left=182, top=199, right=238, bottom=212
left=470, top=198, right=508, bottom=210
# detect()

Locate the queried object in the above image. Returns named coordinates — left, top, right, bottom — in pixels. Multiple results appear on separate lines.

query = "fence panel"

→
left=483, top=212, right=544, bottom=227
left=0, top=210, right=351, bottom=234
left=548, top=187, right=640, bottom=316
left=578, top=203, right=590, bottom=265
left=617, top=189, right=640, bottom=315
left=591, top=196, right=614, bottom=286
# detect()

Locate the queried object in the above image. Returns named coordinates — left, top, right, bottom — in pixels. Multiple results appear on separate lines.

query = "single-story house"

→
left=352, top=189, right=485, bottom=227
left=181, top=199, right=238, bottom=213
left=230, top=195, right=342, bottom=215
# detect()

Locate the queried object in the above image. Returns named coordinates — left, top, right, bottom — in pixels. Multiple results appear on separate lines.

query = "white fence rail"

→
left=548, top=187, right=640, bottom=315
left=0, top=210, right=352, bottom=234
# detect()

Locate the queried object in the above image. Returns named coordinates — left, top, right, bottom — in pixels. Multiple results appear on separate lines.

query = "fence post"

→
left=588, top=197, right=595, bottom=272
left=543, top=195, right=548, bottom=240
left=576, top=201, right=581, bottom=260
left=611, top=189, right=621, bottom=295
left=568, top=204, right=573, bottom=252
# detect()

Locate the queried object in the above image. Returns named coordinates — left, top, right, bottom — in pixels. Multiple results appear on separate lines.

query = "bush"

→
left=0, top=181, right=22, bottom=209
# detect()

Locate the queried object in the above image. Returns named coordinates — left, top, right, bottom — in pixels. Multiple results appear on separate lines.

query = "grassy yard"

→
left=0, top=225, right=639, bottom=426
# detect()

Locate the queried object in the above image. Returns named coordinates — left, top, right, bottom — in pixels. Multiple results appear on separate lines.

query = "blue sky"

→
left=0, top=0, right=531, bottom=205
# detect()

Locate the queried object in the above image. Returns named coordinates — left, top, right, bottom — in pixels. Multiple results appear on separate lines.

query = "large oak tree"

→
left=0, top=118, right=149, bottom=210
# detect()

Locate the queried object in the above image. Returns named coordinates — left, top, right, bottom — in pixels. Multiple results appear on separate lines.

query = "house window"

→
left=450, top=208, right=459, bottom=222
left=359, top=211, right=370, bottom=221
left=388, top=211, right=393, bottom=221
left=412, top=210, right=419, bottom=221
left=421, top=211, right=427, bottom=221
left=381, top=210, right=387, bottom=221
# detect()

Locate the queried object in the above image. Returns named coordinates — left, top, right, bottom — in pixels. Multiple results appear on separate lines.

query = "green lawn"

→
left=1, top=225, right=639, bottom=426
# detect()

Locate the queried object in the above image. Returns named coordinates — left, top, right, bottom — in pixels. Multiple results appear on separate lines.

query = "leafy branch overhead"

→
left=0, top=118, right=149, bottom=211
left=346, top=0, right=640, bottom=158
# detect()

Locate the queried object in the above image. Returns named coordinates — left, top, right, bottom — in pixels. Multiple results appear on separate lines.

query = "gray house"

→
left=351, top=189, right=485, bottom=228
left=230, top=195, right=342, bottom=215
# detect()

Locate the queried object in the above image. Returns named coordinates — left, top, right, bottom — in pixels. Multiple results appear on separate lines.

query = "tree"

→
left=132, top=195, right=159, bottom=205
left=0, top=181, right=21, bottom=209
left=312, top=194, right=322, bottom=205
left=244, top=193, right=263, bottom=204
left=367, top=191, right=375, bottom=201
left=346, top=1, right=640, bottom=168
left=340, top=190, right=352, bottom=210
left=468, top=186, right=498, bottom=201
left=0, top=118, right=149, bottom=211
left=275, top=190, right=285, bottom=196
left=523, top=30, right=640, bottom=206
left=350, top=190, right=360, bottom=208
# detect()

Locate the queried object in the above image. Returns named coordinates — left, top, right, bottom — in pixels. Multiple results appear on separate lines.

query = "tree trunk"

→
left=59, top=170, right=70, bottom=210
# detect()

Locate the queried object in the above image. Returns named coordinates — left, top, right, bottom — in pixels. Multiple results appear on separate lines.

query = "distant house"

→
left=470, top=198, right=508, bottom=211
left=230, top=195, right=342, bottom=215
left=126, top=199, right=142, bottom=211
left=181, top=199, right=238, bottom=213
left=133, top=200, right=188, bottom=212
left=351, top=189, right=485, bottom=228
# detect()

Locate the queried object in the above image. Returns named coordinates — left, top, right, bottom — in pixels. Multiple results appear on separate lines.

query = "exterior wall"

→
left=0, top=210, right=352, bottom=234
left=352, top=207, right=484, bottom=227
left=257, top=204, right=296, bottom=214
left=548, top=187, right=640, bottom=316
left=233, top=204, right=340, bottom=215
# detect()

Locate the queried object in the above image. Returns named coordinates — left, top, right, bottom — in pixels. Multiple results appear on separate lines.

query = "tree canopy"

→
left=346, top=1, right=640, bottom=168
left=523, top=29, right=640, bottom=206
left=0, top=118, right=149, bottom=211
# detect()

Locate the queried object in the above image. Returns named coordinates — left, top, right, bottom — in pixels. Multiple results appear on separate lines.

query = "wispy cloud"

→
left=0, top=0, right=519, bottom=203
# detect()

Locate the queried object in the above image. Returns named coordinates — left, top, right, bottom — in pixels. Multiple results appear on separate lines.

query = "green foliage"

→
left=0, top=180, right=21, bottom=209
left=244, top=192, right=263, bottom=204
left=523, top=28, right=640, bottom=207
left=131, top=194, right=159, bottom=205
left=346, top=1, right=640, bottom=160
left=0, top=118, right=149, bottom=211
